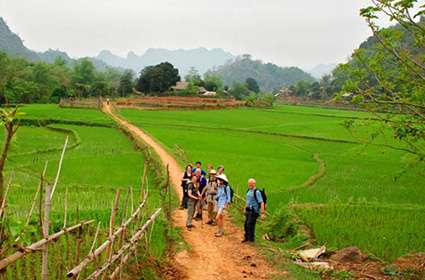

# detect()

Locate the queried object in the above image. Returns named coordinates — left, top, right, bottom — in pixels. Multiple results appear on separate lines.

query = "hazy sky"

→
left=1, top=0, right=380, bottom=69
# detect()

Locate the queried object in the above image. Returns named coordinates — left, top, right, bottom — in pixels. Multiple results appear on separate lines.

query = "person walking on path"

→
left=186, top=176, right=200, bottom=231
left=215, top=174, right=231, bottom=237
left=194, top=169, right=207, bottom=221
left=180, top=164, right=192, bottom=209
left=242, top=178, right=265, bottom=243
left=205, top=169, right=218, bottom=225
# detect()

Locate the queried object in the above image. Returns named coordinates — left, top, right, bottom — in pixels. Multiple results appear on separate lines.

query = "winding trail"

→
left=102, top=103, right=283, bottom=280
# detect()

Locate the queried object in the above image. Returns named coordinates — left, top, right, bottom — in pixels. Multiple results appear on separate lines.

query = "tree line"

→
left=0, top=51, right=136, bottom=104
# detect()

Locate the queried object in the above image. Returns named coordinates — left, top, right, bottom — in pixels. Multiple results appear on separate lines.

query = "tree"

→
left=118, top=70, right=134, bottom=97
left=0, top=51, right=123, bottom=103
left=246, top=77, right=260, bottom=93
left=292, top=80, right=311, bottom=97
left=341, top=1, right=425, bottom=168
left=0, top=108, right=20, bottom=203
left=136, top=62, right=180, bottom=94
left=203, top=74, right=223, bottom=92
left=185, top=67, right=204, bottom=86
left=72, top=58, right=96, bottom=85
left=205, top=55, right=315, bottom=92
left=229, top=81, right=250, bottom=100
left=308, top=81, right=321, bottom=99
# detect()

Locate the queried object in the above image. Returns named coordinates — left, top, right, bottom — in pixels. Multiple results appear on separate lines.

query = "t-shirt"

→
left=188, top=182, right=199, bottom=199
left=192, top=168, right=207, bottom=176
left=181, top=172, right=192, bottom=188
left=198, top=176, right=207, bottom=194
left=246, top=189, right=264, bottom=213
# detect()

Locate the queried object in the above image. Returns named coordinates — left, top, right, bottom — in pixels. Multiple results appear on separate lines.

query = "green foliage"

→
left=118, top=70, right=135, bottom=97
left=245, top=92, right=276, bottom=108
left=184, top=67, right=204, bottom=86
left=206, top=54, right=315, bottom=92
left=0, top=51, right=124, bottom=104
left=203, top=74, right=224, bottom=92
left=263, top=207, right=305, bottom=243
left=178, top=83, right=199, bottom=96
left=136, top=62, right=180, bottom=94
left=245, top=77, right=260, bottom=93
left=337, top=1, right=425, bottom=161
left=228, top=81, right=250, bottom=100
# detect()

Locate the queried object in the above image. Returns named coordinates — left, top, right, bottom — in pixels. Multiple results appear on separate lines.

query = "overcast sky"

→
left=1, top=0, right=381, bottom=69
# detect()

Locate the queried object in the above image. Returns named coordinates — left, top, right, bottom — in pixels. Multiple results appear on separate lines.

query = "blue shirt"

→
left=198, top=176, right=207, bottom=193
left=192, top=168, right=207, bottom=176
left=246, top=189, right=263, bottom=213
left=216, top=185, right=231, bottom=208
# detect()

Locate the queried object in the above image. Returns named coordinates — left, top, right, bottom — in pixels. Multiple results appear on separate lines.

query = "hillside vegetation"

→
left=206, top=55, right=315, bottom=92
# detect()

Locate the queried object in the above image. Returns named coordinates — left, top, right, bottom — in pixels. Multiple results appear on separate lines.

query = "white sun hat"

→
left=216, top=174, right=228, bottom=183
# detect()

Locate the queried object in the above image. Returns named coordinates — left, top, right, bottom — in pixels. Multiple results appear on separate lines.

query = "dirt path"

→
left=103, top=103, right=283, bottom=280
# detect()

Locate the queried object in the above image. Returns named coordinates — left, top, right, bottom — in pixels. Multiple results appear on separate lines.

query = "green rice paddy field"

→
left=3, top=104, right=425, bottom=265
left=118, top=105, right=425, bottom=261
left=2, top=105, right=168, bottom=267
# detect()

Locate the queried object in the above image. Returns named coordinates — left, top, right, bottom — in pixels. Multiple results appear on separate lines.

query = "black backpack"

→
left=254, top=188, right=267, bottom=209
left=224, top=185, right=234, bottom=203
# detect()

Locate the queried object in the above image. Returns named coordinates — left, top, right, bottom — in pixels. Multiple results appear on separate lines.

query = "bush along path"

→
left=102, top=103, right=283, bottom=280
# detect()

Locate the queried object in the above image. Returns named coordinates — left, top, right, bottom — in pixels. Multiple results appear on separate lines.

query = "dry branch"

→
left=86, top=208, right=162, bottom=280
left=0, top=220, right=94, bottom=270
left=0, top=175, right=13, bottom=218
left=26, top=161, right=48, bottom=225
left=64, top=186, right=68, bottom=228
left=50, top=136, right=68, bottom=200
left=67, top=193, right=149, bottom=278
left=106, top=190, right=121, bottom=262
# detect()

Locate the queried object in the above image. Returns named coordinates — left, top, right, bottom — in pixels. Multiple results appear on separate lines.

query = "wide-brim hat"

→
left=209, top=169, right=217, bottom=174
left=216, top=174, right=228, bottom=183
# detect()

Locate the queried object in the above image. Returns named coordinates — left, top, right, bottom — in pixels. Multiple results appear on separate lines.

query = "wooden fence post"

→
left=106, top=190, right=121, bottom=263
left=41, top=184, right=52, bottom=280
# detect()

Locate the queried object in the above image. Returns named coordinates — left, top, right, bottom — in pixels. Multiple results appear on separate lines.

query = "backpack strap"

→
left=253, top=189, right=261, bottom=206
left=224, top=185, right=231, bottom=202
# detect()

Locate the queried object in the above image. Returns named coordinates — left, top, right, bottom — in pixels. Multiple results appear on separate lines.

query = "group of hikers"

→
left=180, top=161, right=266, bottom=242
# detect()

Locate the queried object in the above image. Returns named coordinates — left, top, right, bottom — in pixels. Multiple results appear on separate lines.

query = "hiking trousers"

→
left=196, top=199, right=205, bottom=218
left=244, top=210, right=259, bottom=241
left=207, top=201, right=216, bottom=222
left=187, top=199, right=197, bottom=227
left=181, top=185, right=189, bottom=209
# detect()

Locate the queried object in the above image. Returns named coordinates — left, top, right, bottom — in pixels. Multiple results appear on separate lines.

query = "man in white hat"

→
left=214, top=174, right=231, bottom=237
left=205, top=169, right=218, bottom=225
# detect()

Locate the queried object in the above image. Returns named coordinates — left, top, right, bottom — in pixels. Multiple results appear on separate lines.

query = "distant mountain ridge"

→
left=0, top=17, right=109, bottom=69
left=96, top=47, right=235, bottom=76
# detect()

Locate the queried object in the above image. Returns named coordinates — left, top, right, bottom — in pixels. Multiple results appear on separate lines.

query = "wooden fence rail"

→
left=0, top=220, right=94, bottom=270
left=86, top=208, right=162, bottom=279
left=67, top=193, right=149, bottom=278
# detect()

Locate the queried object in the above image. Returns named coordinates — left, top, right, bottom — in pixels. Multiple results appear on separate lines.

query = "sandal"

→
left=215, top=231, right=224, bottom=237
